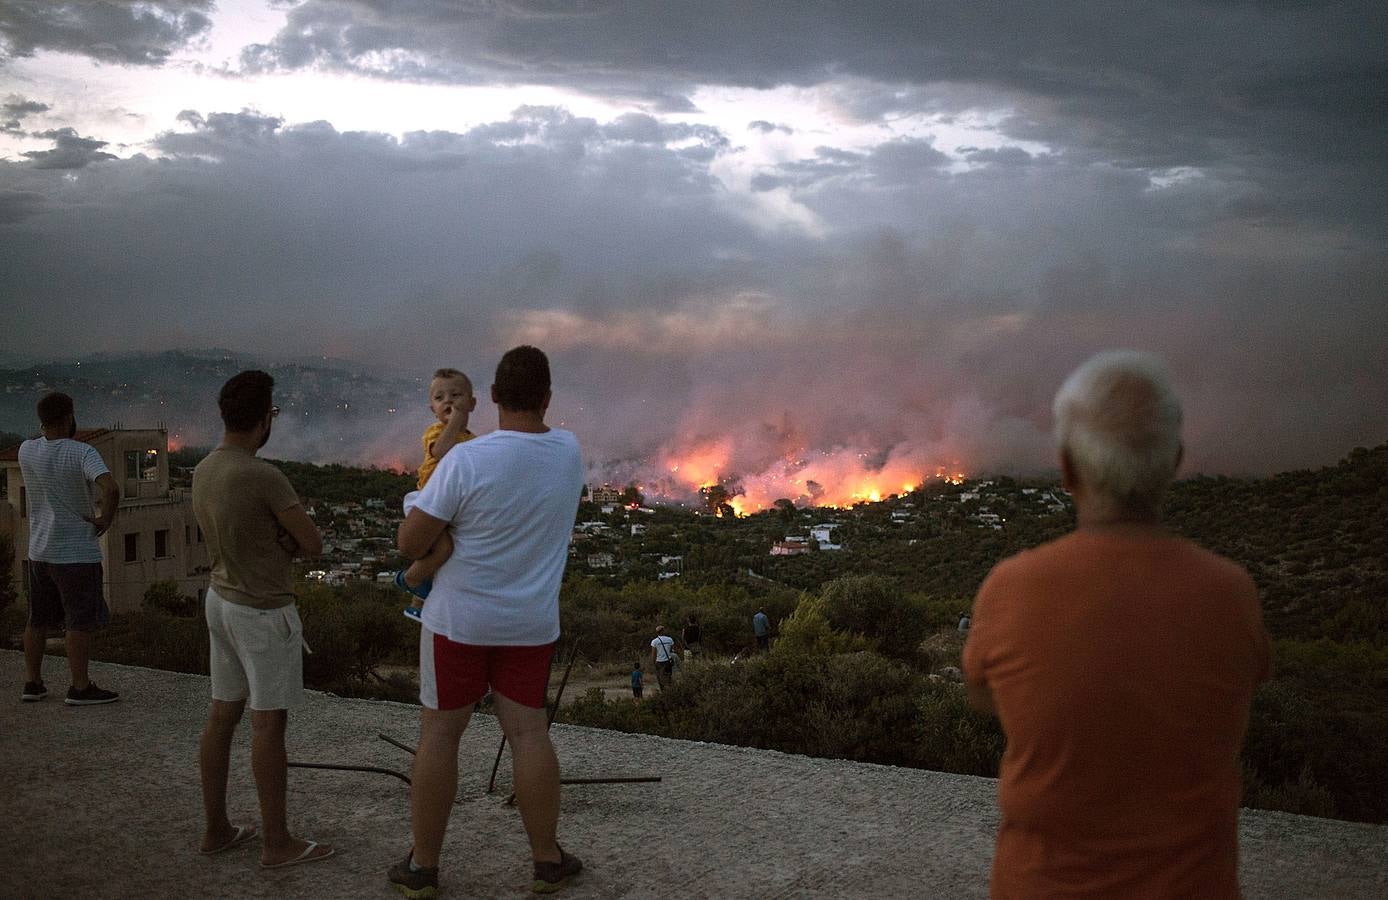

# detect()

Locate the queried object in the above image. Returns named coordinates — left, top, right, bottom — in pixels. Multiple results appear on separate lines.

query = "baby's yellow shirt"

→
left=417, top=421, right=476, bottom=490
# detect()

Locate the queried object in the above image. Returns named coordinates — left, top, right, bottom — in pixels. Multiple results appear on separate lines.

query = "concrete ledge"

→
left=3, top=651, right=1385, bottom=898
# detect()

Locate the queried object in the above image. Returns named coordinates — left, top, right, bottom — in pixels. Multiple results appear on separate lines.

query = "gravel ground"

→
left=3, top=651, right=1385, bottom=898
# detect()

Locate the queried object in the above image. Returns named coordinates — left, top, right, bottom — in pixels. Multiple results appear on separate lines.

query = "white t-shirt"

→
left=17, top=437, right=110, bottom=564
left=414, top=427, right=583, bottom=645
left=651, top=635, right=675, bottom=662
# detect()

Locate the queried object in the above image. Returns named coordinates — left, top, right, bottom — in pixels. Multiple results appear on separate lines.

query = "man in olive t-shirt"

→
left=191, top=371, right=333, bottom=869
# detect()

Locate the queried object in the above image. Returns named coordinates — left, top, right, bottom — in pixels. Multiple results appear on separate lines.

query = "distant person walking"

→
left=18, top=392, right=120, bottom=705
left=752, top=608, right=770, bottom=652
left=192, top=371, right=333, bottom=868
left=682, top=614, right=703, bottom=658
left=650, top=625, right=676, bottom=690
left=956, top=612, right=971, bottom=635
left=631, top=662, right=644, bottom=699
left=389, top=346, right=585, bottom=897
left=963, top=350, right=1271, bottom=898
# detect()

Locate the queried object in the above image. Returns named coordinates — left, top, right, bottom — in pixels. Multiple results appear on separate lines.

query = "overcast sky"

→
left=1, top=1, right=1384, bottom=499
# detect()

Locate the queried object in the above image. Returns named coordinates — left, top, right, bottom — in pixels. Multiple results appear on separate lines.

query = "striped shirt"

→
left=17, top=437, right=110, bottom=564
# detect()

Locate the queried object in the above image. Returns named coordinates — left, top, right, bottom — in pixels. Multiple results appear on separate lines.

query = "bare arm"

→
left=427, top=407, right=469, bottom=462
left=274, top=504, right=322, bottom=558
left=399, top=507, right=449, bottom=560
left=86, top=473, right=120, bottom=537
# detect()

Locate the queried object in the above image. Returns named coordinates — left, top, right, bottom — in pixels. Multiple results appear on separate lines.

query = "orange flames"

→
left=657, top=441, right=966, bottom=514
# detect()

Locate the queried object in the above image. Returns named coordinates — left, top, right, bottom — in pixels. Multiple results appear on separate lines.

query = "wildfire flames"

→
left=653, top=440, right=966, bottom=514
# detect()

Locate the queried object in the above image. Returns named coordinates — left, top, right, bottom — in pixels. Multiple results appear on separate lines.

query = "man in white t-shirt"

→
left=388, top=346, right=585, bottom=897
left=18, top=392, right=121, bottom=706
left=650, top=625, right=677, bottom=690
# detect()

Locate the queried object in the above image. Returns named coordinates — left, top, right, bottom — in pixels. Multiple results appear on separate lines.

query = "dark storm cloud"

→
left=238, top=2, right=1385, bottom=163
left=1, top=94, right=49, bottom=133
left=0, top=1, right=213, bottom=66
left=2, top=97, right=1383, bottom=478
left=22, top=128, right=117, bottom=169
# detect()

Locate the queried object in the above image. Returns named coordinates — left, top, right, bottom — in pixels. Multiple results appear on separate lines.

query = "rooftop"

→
left=3, top=650, right=1385, bottom=898
left=0, top=429, right=111, bottom=462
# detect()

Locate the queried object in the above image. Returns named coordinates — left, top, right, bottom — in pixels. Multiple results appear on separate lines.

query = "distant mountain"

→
left=0, top=350, right=431, bottom=469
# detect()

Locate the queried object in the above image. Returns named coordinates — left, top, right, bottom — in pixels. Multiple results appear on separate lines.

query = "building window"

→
left=185, top=525, right=192, bottom=546
left=18, top=486, right=25, bottom=518
left=196, top=526, right=204, bottom=543
left=124, top=533, right=139, bottom=563
left=125, top=449, right=159, bottom=482
left=154, top=529, right=170, bottom=558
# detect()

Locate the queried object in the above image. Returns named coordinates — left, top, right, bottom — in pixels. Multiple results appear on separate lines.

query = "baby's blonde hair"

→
left=431, top=368, right=473, bottom=395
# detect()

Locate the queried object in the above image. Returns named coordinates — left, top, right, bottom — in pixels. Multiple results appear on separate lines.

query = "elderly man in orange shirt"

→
left=964, top=350, right=1271, bottom=899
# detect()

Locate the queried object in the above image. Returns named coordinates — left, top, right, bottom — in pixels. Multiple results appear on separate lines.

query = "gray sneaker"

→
left=65, top=682, right=119, bottom=706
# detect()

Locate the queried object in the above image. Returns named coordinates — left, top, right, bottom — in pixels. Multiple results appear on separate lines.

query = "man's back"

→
left=964, top=529, right=1271, bottom=899
left=18, top=437, right=107, bottom=564
left=192, top=446, right=300, bottom=609
left=415, top=427, right=583, bottom=645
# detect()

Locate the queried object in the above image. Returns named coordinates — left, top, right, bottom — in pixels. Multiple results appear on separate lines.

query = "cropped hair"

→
left=1053, top=350, right=1183, bottom=510
left=432, top=368, right=472, bottom=393
left=36, top=392, right=75, bottom=428
left=218, top=370, right=275, bottom=433
left=493, top=345, right=551, bottom=412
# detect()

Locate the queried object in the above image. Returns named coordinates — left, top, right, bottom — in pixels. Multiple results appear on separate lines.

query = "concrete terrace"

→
left=3, top=651, right=1386, bottom=899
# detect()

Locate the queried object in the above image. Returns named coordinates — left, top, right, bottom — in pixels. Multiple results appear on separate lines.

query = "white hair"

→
left=1053, top=350, right=1183, bottom=509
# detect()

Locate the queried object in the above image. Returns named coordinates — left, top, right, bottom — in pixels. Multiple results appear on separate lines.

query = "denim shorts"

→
left=27, top=561, right=110, bottom=632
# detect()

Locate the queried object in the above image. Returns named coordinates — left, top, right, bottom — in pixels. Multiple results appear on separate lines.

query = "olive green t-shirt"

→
left=192, top=446, right=302, bottom=609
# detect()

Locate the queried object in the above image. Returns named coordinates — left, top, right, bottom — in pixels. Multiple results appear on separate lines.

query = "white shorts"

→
left=205, top=587, right=305, bottom=710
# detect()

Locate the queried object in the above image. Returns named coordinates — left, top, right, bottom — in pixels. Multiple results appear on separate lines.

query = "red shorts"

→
left=419, top=629, right=555, bottom=710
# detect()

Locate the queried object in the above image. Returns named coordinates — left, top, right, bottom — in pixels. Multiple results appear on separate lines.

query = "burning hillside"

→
left=648, top=440, right=966, bottom=514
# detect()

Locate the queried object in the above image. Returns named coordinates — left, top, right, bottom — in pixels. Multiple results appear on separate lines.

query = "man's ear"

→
left=490, top=384, right=499, bottom=404
left=467, top=395, right=478, bottom=412
left=541, top=389, right=552, bottom=413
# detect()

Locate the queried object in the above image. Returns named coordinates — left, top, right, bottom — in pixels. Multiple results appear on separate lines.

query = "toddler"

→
left=396, top=367, right=477, bottom=621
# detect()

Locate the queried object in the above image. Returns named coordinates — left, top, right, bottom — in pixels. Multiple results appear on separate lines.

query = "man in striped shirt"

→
left=19, top=392, right=121, bottom=705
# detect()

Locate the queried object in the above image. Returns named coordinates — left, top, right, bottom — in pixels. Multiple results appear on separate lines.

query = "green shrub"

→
left=96, top=611, right=209, bottom=675
left=820, top=575, right=930, bottom=660
left=564, top=649, right=929, bottom=767
left=297, top=583, right=415, bottom=692
left=142, top=580, right=199, bottom=617
left=915, top=682, right=1004, bottom=776
left=775, top=594, right=870, bottom=657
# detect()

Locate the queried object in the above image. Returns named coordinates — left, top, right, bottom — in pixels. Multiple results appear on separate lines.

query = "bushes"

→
left=297, top=582, right=417, bottom=695
left=820, top=575, right=931, bottom=660
left=97, top=611, right=210, bottom=675
left=776, top=594, right=870, bottom=657
left=915, top=682, right=1004, bottom=776
left=561, top=647, right=995, bottom=772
